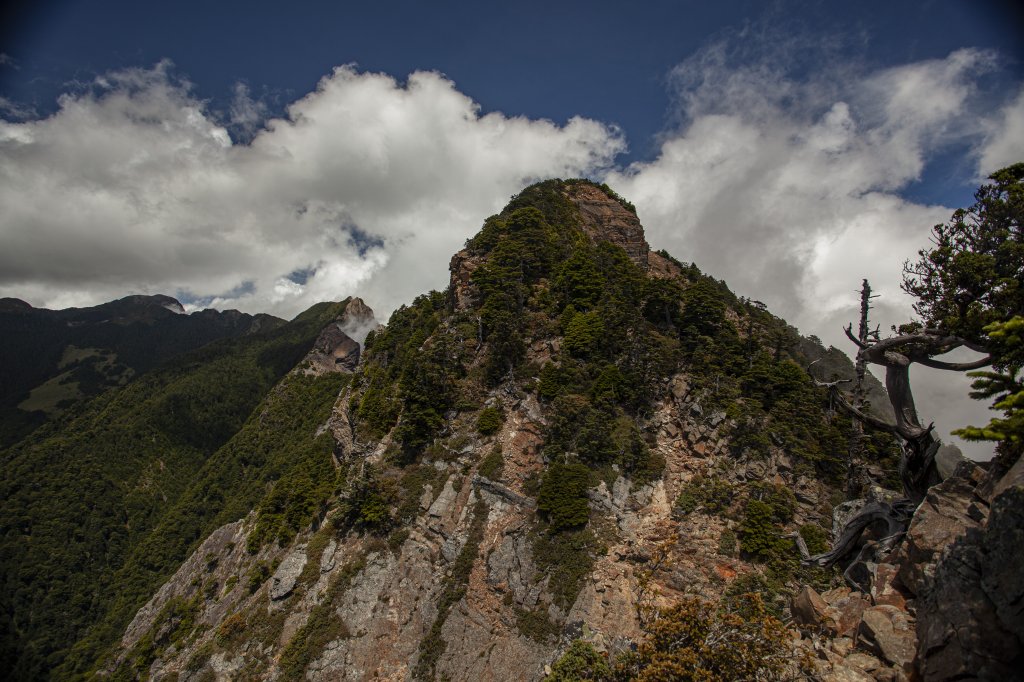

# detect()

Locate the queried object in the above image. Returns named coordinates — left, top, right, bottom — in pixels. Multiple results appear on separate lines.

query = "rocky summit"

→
left=1, top=179, right=1021, bottom=682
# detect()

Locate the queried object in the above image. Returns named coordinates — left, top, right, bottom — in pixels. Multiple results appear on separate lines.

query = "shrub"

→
left=532, top=528, right=601, bottom=610
left=337, top=468, right=396, bottom=534
left=610, top=594, right=790, bottom=681
left=564, top=310, right=605, bottom=358
left=799, top=523, right=829, bottom=555
left=476, top=407, right=504, bottom=436
left=247, top=561, right=271, bottom=594
left=675, top=475, right=733, bottom=516
left=717, top=528, right=737, bottom=557
left=515, top=606, right=562, bottom=644
left=546, top=640, right=612, bottom=680
left=748, top=482, right=796, bottom=524
left=739, top=499, right=785, bottom=560
left=478, top=444, right=504, bottom=480
left=537, top=462, right=591, bottom=531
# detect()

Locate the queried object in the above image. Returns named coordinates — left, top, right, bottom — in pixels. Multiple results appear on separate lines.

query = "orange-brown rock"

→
left=564, top=183, right=649, bottom=269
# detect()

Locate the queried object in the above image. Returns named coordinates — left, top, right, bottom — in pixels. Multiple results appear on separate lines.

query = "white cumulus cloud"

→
left=0, top=62, right=624, bottom=316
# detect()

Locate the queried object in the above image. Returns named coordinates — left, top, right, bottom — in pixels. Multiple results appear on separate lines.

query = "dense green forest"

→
left=0, top=300, right=351, bottom=678
left=0, top=294, right=283, bottom=448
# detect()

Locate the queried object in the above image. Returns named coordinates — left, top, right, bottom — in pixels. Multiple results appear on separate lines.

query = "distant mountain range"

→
left=0, top=294, right=284, bottom=447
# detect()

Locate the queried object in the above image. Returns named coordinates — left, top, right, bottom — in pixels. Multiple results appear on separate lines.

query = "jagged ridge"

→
left=87, top=180, right=928, bottom=682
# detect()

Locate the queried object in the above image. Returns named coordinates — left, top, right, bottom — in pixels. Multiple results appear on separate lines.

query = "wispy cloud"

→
left=606, top=38, right=1019, bottom=457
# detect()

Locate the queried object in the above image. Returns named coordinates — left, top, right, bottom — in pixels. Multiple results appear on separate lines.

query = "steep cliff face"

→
left=96, top=180, right=1017, bottom=682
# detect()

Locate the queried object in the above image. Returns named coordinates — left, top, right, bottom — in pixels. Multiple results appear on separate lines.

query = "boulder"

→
left=916, top=486, right=1024, bottom=680
left=269, top=548, right=307, bottom=601
left=870, top=563, right=908, bottom=609
left=897, top=470, right=986, bottom=596
left=792, top=586, right=831, bottom=629
left=668, top=375, right=690, bottom=401
left=818, top=587, right=872, bottom=638
left=858, top=605, right=916, bottom=672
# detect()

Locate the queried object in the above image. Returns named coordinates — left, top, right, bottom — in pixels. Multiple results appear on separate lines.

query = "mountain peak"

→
left=448, top=179, right=654, bottom=310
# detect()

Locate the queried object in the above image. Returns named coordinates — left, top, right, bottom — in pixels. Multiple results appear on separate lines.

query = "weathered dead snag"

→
left=803, top=281, right=991, bottom=578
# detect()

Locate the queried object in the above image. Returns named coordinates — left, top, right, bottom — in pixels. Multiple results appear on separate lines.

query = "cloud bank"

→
left=0, top=61, right=623, bottom=316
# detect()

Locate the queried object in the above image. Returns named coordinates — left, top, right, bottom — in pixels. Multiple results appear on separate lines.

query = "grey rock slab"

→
left=270, top=547, right=307, bottom=601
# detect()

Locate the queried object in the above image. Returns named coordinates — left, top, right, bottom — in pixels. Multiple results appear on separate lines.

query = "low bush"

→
left=476, top=406, right=504, bottom=435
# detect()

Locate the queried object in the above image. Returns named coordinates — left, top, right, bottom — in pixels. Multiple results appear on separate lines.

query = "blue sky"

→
left=1, top=0, right=1022, bottom=454
left=3, top=1, right=1021, bottom=180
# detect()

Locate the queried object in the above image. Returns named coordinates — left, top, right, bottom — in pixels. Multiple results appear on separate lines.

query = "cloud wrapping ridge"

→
left=1, top=47, right=1021, bottom=456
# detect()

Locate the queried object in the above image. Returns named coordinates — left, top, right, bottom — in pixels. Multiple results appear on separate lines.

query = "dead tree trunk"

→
left=847, top=280, right=879, bottom=497
left=803, top=283, right=991, bottom=571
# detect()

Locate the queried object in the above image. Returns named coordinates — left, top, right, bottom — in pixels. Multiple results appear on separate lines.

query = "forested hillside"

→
left=0, top=299, right=362, bottom=678
left=0, top=294, right=284, bottom=448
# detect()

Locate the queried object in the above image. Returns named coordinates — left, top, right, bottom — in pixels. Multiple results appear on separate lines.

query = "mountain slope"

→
left=90, top=180, right=922, bottom=681
left=0, top=294, right=284, bottom=448
left=0, top=298, right=370, bottom=679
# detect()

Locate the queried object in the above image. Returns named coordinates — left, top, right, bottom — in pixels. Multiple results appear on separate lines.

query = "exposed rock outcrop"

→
left=916, top=485, right=1024, bottom=680
left=895, top=461, right=988, bottom=596
left=563, top=183, right=649, bottom=269
left=302, top=298, right=376, bottom=374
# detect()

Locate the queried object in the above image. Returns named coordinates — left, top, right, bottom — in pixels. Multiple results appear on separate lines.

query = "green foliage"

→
left=546, top=394, right=617, bottom=464
left=476, top=406, right=504, bottom=435
left=608, top=594, right=790, bottom=681
left=357, top=291, right=460, bottom=455
left=0, top=300, right=350, bottom=679
left=394, top=325, right=462, bottom=459
left=679, top=278, right=732, bottom=351
left=355, top=365, right=399, bottom=438
left=537, top=462, right=592, bottom=531
left=717, top=528, right=737, bottom=557
left=546, top=640, right=612, bottom=681
left=903, top=162, right=1024, bottom=344
left=515, top=606, right=562, bottom=644
left=248, top=461, right=339, bottom=551
left=747, top=482, right=796, bottom=524
left=564, top=310, right=605, bottom=358
left=954, top=316, right=1024, bottom=452
left=469, top=206, right=564, bottom=385
left=338, top=467, right=395, bottom=533
left=554, top=251, right=605, bottom=310
left=739, top=499, right=787, bottom=560
left=122, top=593, right=203, bottom=676
left=0, top=297, right=281, bottom=449
left=675, top=475, right=733, bottom=516
left=395, top=464, right=447, bottom=524
left=532, top=528, right=601, bottom=610
left=799, top=523, right=830, bottom=556
left=478, top=444, right=504, bottom=480
left=247, top=561, right=271, bottom=594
